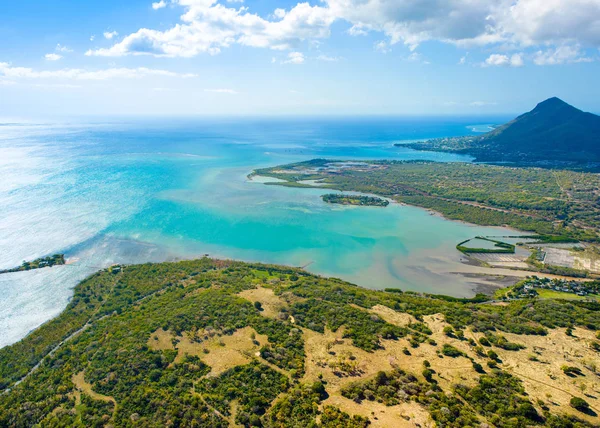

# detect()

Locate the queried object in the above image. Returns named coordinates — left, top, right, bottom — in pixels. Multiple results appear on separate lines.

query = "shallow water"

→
left=0, top=116, right=517, bottom=347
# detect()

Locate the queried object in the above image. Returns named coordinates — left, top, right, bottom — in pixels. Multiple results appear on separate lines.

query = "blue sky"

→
left=1, top=0, right=599, bottom=116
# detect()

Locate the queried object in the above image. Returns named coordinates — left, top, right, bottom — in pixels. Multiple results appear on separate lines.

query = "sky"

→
left=1, top=0, right=600, bottom=117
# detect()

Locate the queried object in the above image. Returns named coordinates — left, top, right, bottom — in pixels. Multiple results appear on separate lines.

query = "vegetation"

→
left=255, top=159, right=600, bottom=242
left=571, top=397, right=592, bottom=414
left=456, top=237, right=516, bottom=254
left=402, top=97, right=600, bottom=164
left=321, top=193, right=389, bottom=207
left=1, top=258, right=599, bottom=426
left=0, top=253, right=65, bottom=274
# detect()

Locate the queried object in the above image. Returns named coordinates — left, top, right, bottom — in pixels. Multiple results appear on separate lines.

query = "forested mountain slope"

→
left=405, top=98, right=600, bottom=163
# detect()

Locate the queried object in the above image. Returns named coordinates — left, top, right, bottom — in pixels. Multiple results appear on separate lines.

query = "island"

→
left=1, top=258, right=599, bottom=427
left=322, top=193, right=389, bottom=207
left=0, top=253, right=65, bottom=275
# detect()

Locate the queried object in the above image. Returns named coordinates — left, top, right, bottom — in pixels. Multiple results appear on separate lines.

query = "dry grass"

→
left=299, top=311, right=479, bottom=426
left=148, top=302, right=600, bottom=425
left=367, top=305, right=416, bottom=327
left=148, top=326, right=270, bottom=377
left=472, top=327, right=600, bottom=423
left=72, top=371, right=117, bottom=410
left=237, top=287, right=288, bottom=319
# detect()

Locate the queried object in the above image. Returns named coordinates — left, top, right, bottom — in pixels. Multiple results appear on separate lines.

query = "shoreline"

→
left=251, top=170, right=595, bottom=284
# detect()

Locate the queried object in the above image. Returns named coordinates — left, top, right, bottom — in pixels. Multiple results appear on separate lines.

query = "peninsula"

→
left=322, top=193, right=389, bottom=207
left=0, top=254, right=65, bottom=275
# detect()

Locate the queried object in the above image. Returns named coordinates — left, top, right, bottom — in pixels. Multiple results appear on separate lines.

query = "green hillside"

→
left=1, top=259, right=600, bottom=427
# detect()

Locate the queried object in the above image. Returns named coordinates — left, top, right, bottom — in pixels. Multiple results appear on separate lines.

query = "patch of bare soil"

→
left=237, top=287, right=288, bottom=319
left=476, top=327, right=600, bottom=424
left=148, top=326, right=270, bottom=376
left=368, top=305, right=416, bottom=327
left=72, top=371, right=117, bottom=410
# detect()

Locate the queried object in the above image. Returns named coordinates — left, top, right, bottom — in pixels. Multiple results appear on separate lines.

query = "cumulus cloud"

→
left=104, top=31, right=119, bottom=40
left=0, top=62, right=196, bottom=80
left=533, top=45, right=593, bottom=65
left=88, top=1, right=333, bottom=57
left=284, top=51, right=305, bottom=64
left=374, top=40, right=390, bottom=53
left=85, top=0, right=600, bottom=63
left=498, top=0, right=600, bottom=47
left=484, top=53, right=524, bottom=67
left=44, top=53, right=63, bottom=61
left=152, top=0, right=168, bottom=9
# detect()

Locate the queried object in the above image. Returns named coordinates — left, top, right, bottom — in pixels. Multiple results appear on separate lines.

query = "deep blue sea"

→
left=0, top=116, right=516, bottom=347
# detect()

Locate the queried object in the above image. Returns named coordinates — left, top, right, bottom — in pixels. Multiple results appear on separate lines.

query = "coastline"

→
left=251, top=169, right=595, bottom=286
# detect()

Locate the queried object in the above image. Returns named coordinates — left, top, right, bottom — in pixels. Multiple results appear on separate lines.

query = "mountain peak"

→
left=534, top=97, right=568, bottom=109
left=532, top=97, right=580, bottom=114
left=473, top=97, right=600, bottom=162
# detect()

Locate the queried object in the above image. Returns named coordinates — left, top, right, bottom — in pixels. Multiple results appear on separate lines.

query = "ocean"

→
left=0, top=116, right=515, bottom=347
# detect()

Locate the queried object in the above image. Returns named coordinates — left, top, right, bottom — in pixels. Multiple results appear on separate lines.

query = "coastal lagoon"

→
left=0, top=116, right=516, bottom=347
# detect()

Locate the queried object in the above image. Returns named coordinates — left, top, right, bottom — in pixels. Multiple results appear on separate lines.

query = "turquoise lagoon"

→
left=0, top=116, right=515, bottom=347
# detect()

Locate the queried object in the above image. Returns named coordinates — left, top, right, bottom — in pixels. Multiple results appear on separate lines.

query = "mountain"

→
left=406, top=98, right=600, bottom=163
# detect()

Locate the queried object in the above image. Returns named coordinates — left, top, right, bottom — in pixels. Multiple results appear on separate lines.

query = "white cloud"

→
left=273, top=8, right=286, bottom=19
left=406, top=52, right=429, bottom=64
left=284, top=51, right=305, bottom=64
left=0, top=80, right=16, bottom=86
left=86, top=0, right=600, bottom=62
left=347, top=24, right=368, bottom=36
left=533, top=45, right=593, bottom=65
left=374, top=40, right=390, bottom=53
left=88, top=1, right=334, bottom=57
left=0, top=62, right=196, bottom=80
left=103, top=31, right=119, bottom=40
left=484, top=53, right=524, bottom=67
left=204, top=88, right=238, bottom=94
left=90, top=35, right=95, bottom=41
left=55, top=44, right=73, bottom=53
left=152, top=0, right=167, bottom=10
left=44, top=53, right=63, bottom=61
left=509, top=53, right=524, bottom=67
left=498, top=0, right=600, bottom=47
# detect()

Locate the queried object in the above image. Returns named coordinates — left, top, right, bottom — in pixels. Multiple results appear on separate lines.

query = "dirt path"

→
left=72, top=371, right=117, bottom=410
left=6, top=273, right=174, bottom=393
left=514, top=370, right=600, bottom=415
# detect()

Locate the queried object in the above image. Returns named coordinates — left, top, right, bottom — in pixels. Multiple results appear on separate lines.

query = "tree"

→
left=570, top=396, right=590, bottom=413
